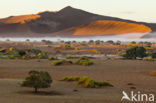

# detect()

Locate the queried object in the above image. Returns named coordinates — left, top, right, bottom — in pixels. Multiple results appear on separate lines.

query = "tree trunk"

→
left=34, top=87, right=38, bottom=93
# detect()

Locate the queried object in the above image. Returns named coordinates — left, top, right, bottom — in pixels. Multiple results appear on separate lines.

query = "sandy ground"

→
left=0, top=59, right=156, bottom=103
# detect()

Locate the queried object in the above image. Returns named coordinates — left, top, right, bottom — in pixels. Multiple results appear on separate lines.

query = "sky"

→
left=0, top=0, right=156, bottom=23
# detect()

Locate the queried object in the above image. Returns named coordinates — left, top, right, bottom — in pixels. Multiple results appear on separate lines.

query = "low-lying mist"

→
left=0, top=33, right=156, bottom=42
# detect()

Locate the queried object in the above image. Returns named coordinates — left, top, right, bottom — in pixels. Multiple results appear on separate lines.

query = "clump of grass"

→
left=22, top=55, right=34, bottom=60
left=37, top=52, right=48, bottom=59
left=75, top=57, right=93, bottom=66
left=143, top=57, right=156, bottom=61
left=60, top=76, right=80, bottom=81
left=52, top=60, right=63, bottom=66
left=48, top=56, right=57, bottom=60
left=52, top=59, right=73, bottom=66
left=60, top=76, right=113, bottom=88
left=28, top=49, right=41, bottom=55
left=66, top=56, right=75, bottom=59
left=77, top=77, right=113, bottom=88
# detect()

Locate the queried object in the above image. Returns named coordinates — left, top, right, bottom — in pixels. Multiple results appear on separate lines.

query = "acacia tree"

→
left=21, top=70, right=52, bottom=93
left=123, top=46, right=147, bottom=59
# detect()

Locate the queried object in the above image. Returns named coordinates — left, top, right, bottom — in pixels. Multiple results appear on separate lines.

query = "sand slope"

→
left=61, top=20, right=152, bottom=36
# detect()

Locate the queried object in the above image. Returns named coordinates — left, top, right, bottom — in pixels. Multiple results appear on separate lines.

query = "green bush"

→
left=22, top=55, right=33, bottom=60
left=151, top=53, right=156, bottom=58
left=79, top=56, right=89, bottom=60
left=52, top=60, right=63, bottom=66
left=60, top=76, right=113, bottom=88
left=8, top=55, right=16, bottom=59
left=37, top=52, right=48, bottom=59
left=6, top=50, right=20, bottom=57
left=48, top=56, right=57, bottom=60
left=66, top=56, right=74, bottom=59
left=52, top=60, right=73, bottom=66
left=123, top=46, right=147, bottom=59
left=18, top=50, right=26, bottom=56
left=143, top=57, right=156, bottom=61
left=60, top=76, right=80, bottom=81
left=28, top=49, right=41, bottom=55
left=78, top=77, right=113, bottom=88
left=75, top=58, right=93, bottom=66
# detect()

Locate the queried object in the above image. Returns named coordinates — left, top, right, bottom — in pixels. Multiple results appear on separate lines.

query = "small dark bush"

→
left=28, top=49, right=41, bottom=55
left=151, top=53, right=156, bottom=58
left=19, top=50, right=26, bottom=56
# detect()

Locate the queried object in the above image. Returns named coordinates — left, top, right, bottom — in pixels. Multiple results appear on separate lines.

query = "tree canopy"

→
left=21, top=70, right=52, bottom=93
left=123, top=46, right=147, bottom=59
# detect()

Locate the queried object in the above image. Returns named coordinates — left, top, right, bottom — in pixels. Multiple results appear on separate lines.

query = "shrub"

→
left=151, top=53, right=156, bottom=58
left=6, top=50, right=20, bottom=57
left=77, top=77, right=113, bottom=88
left=28, top=49, right=41, bottom=55
left=48, top=56, right=57, bottom=60
left=8, top=55, right=16, bottom=59
left=78, top=56, right=89, bottom=60
left=123, top=46, right=147, bottom=59
left=75, top=57, right=93, bottom=66
left=52, top=60, right=73, bottom=66
left=60, top=76, right=80, bottom=81
left=52, top=60, right=63, bottom=66
left=21, top=70, right=52, bottom=93
left=18, top=50, right=26, bottom=56
left=143, top=57, right=156, bottom=61
left=22, top=55, right=32, bottom=60
left=37, top=52, right=48, bottom=59
left=60, top=76, right=113, bottom=88
left=66, top=56, right=74, bottom=59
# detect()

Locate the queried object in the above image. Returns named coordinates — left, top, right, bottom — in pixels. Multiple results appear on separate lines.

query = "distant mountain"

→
left=0, top=6, right=155, bottom=37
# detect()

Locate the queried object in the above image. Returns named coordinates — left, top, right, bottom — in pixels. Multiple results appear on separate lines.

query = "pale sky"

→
left=0, top=0, right=156, bottom=23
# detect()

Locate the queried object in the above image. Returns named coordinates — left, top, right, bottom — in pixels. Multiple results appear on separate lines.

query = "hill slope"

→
left=0, top=6, right=155, bottom=37
left=65, top=20, right=152, bottom=36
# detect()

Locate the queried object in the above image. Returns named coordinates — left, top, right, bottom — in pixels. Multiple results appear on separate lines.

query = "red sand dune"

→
left=66, top=20, right=152, bottom=36
left=0, top=15, right=40, bottom=24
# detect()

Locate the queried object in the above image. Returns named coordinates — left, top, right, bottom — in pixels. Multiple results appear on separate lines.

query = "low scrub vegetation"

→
left=52, top=60, right=73, bottom=66
left=75, top=57, right=93, bottom=66
left=60, top=76, right=113, bottom=88
left=48, top=56, right=57, bottom=60
left=143, top=57, right=156, bottom=61
left=151, top=53, right=156, bottom=58
left=52, top=57, right=93, bottom=66
left=37, top=52, right=48, bottom=59
left=60, top=76, right=80, bottom=81
left=0, top=48, right=49, bottom=60
left=66, top=56, right=75, bottom=59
